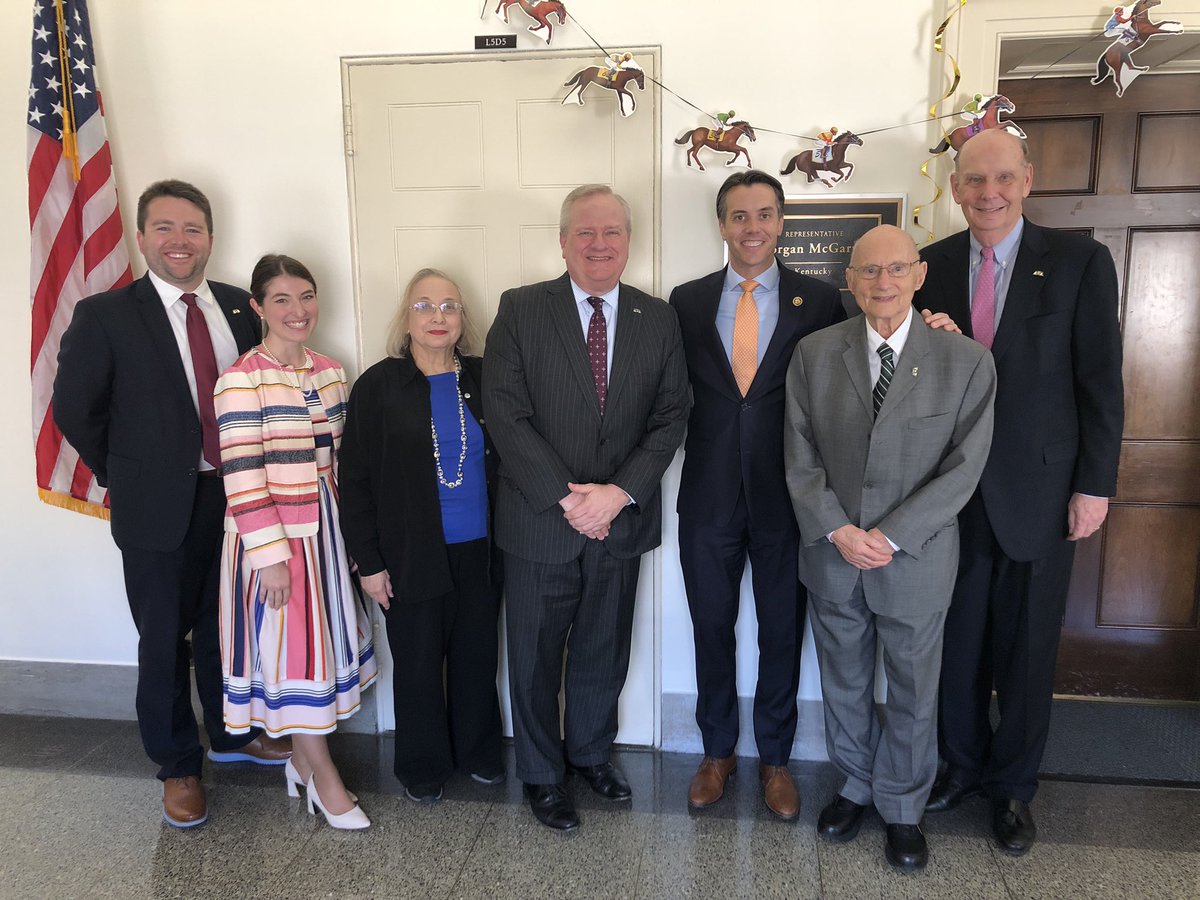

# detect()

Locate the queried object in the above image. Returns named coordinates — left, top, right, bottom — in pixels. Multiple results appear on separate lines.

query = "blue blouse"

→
left=428, top=371, right=487, bottom=543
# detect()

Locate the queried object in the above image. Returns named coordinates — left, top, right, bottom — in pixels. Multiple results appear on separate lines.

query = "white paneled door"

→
left=342, top=47, right=662, bottom=745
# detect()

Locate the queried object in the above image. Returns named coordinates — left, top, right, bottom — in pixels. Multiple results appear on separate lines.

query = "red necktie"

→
left=587, top=296, right=608, bottom=414
left=181, top=293, right=221, bottom=471
left=972, top=247, right=996, bottom=349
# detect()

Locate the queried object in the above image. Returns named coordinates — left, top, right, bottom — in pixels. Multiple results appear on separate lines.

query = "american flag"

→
left=29, top=0, right=131, bottom=517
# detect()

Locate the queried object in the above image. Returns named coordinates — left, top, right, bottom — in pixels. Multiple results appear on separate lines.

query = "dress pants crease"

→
left=504, top=542, right=640, bottom=784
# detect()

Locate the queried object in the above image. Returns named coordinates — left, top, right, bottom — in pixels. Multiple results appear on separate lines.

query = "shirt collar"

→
left=147, top=268, right=215, bottom=308
left=569, top=279, right=619, bottom=310
left=864, top=305, right=914, bottom=357
left=724, top=260, right=780, bottom=292
left=969, top=217, right=1024, bottom=269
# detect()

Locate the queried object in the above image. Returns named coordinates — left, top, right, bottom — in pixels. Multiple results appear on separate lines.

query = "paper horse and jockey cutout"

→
left=561, top=53, right=645, bottom=118
left=675, top=119, right=757, bottom=171
left=495, top=0, right=568, bottom=45
left=1092, top=0, right=1183, bottom=98
left=929, top=94, right=1026, bottom=155
left=781, top=131, right=864, bottom=187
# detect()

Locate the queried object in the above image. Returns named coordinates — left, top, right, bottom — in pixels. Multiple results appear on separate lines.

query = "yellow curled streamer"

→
left=914, top=0, right=967, bottom=244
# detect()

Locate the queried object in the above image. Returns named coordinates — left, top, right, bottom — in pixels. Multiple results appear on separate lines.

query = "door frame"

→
left=339, top=47, right=665, bottom=743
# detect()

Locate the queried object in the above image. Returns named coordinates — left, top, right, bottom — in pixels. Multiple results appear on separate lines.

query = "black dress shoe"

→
left=817, top=795, right=866, bottom=842
left=885, top=823, right=928, bottom=871
left=568, top=762, right=632, bottom=801
left=925, top=769, right=983, bottom=813
left=523, top=782, right=580, bottom=831
left=992, top=799, right=1036, bottom=855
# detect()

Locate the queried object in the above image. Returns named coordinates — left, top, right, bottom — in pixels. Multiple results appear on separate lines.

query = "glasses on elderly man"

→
left=847, top=261, right=921, bottom=280
left=410, top=301, right=464, bottom=315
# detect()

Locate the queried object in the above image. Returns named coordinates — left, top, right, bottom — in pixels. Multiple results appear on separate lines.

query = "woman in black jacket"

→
left=339, top=268, right=503, bottom=802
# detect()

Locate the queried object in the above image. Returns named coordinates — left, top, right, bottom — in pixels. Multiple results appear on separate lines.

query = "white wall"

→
left=1, top=1, right=950, bottom=700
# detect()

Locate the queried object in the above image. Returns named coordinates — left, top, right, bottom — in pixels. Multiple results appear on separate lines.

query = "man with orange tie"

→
left=54, top=180, right=291, bottom=829
left=669, top=171, right=844, bottom=819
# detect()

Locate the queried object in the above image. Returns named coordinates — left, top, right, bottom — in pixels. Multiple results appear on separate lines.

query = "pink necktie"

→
left=587, top=296, right=608, bottom=414
left=972, top=247, right=996, bottom=349
left=181, top=293, right=221, bottom=470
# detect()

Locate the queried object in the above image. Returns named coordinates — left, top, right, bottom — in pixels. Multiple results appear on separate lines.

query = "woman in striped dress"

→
left=214, top=254, right=376, bottom=829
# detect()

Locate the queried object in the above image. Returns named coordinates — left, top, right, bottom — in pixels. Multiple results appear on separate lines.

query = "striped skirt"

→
left=218, top=471, right=377, bottom=736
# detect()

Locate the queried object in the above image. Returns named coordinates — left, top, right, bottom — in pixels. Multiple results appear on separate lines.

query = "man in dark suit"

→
left=483, top=184, right=690, bottom=830
left=916, top=130, right=1124, bottom=854
left=785, top=224, right=996, bottom=871
left=54, top=180, right=291, bottom=829
left=668, top=171, right=843, bottom=820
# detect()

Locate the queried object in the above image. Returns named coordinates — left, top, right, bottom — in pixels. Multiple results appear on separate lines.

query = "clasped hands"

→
left=831, top=524, right=894, bottom=570
left=560, top=482, right=627, bottom=540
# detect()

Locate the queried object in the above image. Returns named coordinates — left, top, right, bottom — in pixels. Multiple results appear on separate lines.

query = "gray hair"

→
left=558, top=184, right=633, bottom=237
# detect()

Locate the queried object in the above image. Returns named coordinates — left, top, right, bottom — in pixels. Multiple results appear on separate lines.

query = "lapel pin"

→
left=792, top=296, right=803, bottom=307
left=912, top=367, right=919, bottom=376
left=1033, top=270, right=1045, bottom=277
left=632, top=307, right=642, bottom=314
left=231, top=308, right=241, bottom=314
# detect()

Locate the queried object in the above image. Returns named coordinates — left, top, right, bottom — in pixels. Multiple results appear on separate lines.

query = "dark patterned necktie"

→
left=181, top=293, right=221, bottom=470
left=587, top=296, right=608, bottom=414
left=873, top=342, right=894, bottom=416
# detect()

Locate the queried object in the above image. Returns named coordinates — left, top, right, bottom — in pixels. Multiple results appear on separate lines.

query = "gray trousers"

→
left=808, top=581, right=947, bottom=824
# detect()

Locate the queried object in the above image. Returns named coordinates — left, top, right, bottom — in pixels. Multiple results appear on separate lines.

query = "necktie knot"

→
left=981, top=247, right=995, bottom=263
left=181, top=292, right=198, bottom=309
left=588, top=296, right=604, bottom=313
left=739, top=280, right=760, bottom=294
left=877, top=342, right=894, bottom=365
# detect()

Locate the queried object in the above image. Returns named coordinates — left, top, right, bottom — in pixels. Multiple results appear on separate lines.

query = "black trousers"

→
left=679, top=492, right=806, bottom=764
left=384, top=538, right=503, bottom=789
left=120, top=475, right=254, bottom=780
left=504, top=542, right=641, bottom=784
left=937, top=489, right=1076, bottom=802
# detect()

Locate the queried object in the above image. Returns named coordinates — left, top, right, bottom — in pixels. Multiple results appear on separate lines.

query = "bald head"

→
left=846, top=225, right=927, bottom=337
left=951, top=130, right=1034, bottom=247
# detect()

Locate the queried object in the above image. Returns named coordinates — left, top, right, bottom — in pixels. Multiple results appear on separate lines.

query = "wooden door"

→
left=1003, top=74, right=1200, bottom=700
left=342, top=49, right=664, bottom=742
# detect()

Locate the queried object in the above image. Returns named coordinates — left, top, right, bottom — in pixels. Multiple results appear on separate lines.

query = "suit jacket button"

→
left=187, top=467, right=197, bottom=476
left=463, top=392, right=471, bottom=399
left=863, top=481, right=874, bottom=489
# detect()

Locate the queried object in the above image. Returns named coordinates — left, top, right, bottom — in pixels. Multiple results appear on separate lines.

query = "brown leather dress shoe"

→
left=688, top=755, right=736, bottom=809
left=207, top=733, right=293, bottom=765
left=759, top=763, right=800, bottom=821
left=163, top=776, right=207, bottom=828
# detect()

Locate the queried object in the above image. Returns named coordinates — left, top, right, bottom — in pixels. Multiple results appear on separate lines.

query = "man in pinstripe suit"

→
left=484, top=185, right=691, bottom=830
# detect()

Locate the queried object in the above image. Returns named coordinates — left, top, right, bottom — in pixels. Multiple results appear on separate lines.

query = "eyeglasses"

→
left=410, top=301, right=464, bottom=316
left=846, top=261, right=921, bottom=280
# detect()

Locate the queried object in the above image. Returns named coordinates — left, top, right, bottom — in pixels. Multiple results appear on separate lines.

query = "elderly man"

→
left=784, top=224, right=996, bottom=870
left=54, top=180, right=291, bottom=829
left=917, top=130, right=1124, bottom=854
left=483, top=184, right=690, bottom=831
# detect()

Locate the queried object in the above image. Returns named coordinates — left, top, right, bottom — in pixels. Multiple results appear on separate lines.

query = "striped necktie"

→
left=873, top=342, right=894, bottom=416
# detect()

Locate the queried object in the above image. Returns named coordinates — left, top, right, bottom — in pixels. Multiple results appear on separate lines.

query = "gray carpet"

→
left=1040, top=698, right=1200, bottom=786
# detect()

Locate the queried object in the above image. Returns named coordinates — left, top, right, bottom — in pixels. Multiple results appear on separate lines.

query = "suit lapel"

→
left=696, top=269, right=741, bottom=400
left=212, top=283, right=257, bottom=352
left=930, top=233, right=972, bottom=336
left=546, top=275, right=603, bottom=418
left=606, top=284, right=643, bottom=414
left=841, top=320, right=875, bottom=419
left=756, top=264, right=809, bottom=395
left=135, top=275, right=195, bottom=411
left=875, top=314, right=931, bottom=424
left=991, top=219, right=1048, bottom=362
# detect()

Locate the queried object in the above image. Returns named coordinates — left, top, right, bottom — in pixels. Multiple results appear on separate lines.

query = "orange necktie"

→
left=732, top=279, right=760, bottom=396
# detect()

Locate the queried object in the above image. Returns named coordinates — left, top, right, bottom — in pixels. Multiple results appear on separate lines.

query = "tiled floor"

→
left=2, top=714, right=1198, bottom=899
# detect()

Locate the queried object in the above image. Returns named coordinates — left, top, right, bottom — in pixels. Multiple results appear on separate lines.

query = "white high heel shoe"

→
left=287, top=759, right=356, bottom=803
left=307, top=777, right=370, bottom=830
left=285, top=759, right=306, bottom=798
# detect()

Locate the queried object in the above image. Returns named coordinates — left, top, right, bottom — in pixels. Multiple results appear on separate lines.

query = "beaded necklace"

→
left=431, top=355, right=467, bottom=489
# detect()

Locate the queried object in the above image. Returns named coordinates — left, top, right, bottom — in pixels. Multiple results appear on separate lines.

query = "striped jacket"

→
left=214, top=347, right=348, bottom=568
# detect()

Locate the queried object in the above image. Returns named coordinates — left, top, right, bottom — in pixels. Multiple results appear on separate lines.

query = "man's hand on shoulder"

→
left=920, top=308, right=961, bottom=334
left=830, top=524, right=894, bottom=569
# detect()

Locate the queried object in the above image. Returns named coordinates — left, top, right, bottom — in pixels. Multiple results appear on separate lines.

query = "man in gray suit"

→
left=783, top=225, right=996, bottom=870
left=484, top=185, right=691, bottom=831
